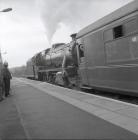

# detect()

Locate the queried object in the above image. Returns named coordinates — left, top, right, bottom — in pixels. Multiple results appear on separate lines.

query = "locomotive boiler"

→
left=27, top=38, right=79, bottom=86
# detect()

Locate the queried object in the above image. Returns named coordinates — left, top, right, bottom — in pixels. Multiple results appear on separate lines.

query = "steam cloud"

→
left=37, top=0, right=132, bottom=42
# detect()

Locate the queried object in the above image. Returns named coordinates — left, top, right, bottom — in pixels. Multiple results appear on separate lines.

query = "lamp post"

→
left=0, top=8, right=12, bottom=13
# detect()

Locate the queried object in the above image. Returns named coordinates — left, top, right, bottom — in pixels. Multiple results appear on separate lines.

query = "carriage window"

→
left=113, top=25, right=123, bottom=39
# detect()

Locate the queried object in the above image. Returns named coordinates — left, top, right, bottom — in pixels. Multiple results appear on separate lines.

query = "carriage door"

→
left=77, top=39, right=89, bottom=86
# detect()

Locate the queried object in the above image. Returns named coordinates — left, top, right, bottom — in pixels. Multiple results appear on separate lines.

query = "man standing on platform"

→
left=3, top=61, right=12, bottom=97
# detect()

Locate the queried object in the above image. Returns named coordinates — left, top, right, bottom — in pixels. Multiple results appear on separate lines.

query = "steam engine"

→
left=26, top=1, right=138, bottom=97
left=26, top=40, right=79, bottom=87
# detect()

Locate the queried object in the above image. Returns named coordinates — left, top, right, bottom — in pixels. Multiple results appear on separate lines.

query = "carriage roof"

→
left=77, top=0, right=138, bottom=38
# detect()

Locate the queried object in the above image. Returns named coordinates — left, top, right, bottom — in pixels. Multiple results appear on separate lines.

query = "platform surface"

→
left=0, top=78, right=138, bottom=139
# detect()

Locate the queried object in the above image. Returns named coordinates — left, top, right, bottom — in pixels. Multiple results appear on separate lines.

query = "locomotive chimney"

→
left=70, top=33, right=77, bottom=41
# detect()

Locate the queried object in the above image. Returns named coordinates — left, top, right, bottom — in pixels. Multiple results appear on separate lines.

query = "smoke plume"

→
left=36, top=0, right=132, bottom=42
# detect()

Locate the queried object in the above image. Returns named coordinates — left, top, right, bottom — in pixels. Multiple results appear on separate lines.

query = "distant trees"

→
left=10, top=65, right=27, bottom=77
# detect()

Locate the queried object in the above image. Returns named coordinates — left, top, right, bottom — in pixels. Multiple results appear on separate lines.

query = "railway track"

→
left=57, top=83, right=138, bottom=105
left=79, top=88, right=138, bottom=106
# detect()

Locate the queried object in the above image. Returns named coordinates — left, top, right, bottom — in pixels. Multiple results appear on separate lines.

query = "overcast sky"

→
left=0, top=0, right=133, bottom=68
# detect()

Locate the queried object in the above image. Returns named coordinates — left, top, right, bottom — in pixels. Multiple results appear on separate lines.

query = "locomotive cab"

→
left=76, top=38, right=90, bottom=88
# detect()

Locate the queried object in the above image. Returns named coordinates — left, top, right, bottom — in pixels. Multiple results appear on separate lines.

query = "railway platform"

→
left=0, top=77, right=138, bottom=139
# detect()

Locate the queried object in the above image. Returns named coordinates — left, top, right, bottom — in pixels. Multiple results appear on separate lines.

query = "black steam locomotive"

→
left=26, top=1, right=138, bottom=97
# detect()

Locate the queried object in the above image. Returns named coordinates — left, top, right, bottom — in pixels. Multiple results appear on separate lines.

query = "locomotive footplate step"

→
left=1, top=78, right=135, bottom=139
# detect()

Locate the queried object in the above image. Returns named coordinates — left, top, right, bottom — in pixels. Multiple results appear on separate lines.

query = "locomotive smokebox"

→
left=70, top=33, right=77, bottom=41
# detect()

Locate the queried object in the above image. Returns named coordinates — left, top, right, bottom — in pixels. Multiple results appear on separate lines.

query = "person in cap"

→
left=3, top=61, right=12, bottom=97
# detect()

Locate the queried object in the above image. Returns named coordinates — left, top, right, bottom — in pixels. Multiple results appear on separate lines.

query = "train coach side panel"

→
left=82, top=30, right=106, bottom=87
left=82, top=13, right=138, bottom=96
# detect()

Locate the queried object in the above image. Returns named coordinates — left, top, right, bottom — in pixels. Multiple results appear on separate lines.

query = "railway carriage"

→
left=76, top=0, right=138, bottom=96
